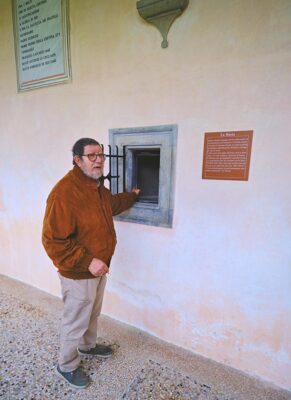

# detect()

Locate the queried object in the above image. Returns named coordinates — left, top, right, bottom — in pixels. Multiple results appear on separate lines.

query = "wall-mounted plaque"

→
left=202, top=131, right=253, bottom=181
left=12, top=0, right=71, bottom=92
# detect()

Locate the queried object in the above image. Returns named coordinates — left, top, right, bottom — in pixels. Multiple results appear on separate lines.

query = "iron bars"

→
left=101, top=144, right=126, bottom=193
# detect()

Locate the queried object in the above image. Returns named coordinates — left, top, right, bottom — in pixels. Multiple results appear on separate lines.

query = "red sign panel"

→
left=202, top=131, right=253, bottom=181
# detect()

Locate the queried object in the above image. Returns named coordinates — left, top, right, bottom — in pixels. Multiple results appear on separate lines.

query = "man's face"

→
left=74, top=144, right=105, bottom=180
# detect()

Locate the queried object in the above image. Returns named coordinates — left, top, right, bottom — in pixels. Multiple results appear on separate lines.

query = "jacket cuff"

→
left=130, top=191, right=138, bottom=200
left=76, top=252, right=94, bottom=271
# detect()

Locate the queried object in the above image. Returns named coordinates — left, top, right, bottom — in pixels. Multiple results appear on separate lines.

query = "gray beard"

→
left=80, top=166, right=102, bottom=182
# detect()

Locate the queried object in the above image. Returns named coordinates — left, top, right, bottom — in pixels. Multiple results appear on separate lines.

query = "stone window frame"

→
left=109, top=124, right=177, bottom=228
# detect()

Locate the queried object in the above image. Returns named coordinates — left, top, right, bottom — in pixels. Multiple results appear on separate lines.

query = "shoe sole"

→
left=77, top=349, right=113, bottom=359
left=55, top=367, right=90, bottom=389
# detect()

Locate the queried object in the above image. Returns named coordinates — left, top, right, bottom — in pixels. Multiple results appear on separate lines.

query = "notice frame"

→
left=12, top=0, right=71, bottom=92
left=202, top=130, right=253, bottom=181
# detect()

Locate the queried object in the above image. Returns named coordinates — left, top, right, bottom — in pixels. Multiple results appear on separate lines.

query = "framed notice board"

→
left=202, top=131, right=253, bottom=181
left=12, top=0, right=71, bottom=92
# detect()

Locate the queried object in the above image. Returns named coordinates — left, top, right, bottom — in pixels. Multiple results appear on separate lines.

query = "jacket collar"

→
left=72, top=165, right=102, bottom=189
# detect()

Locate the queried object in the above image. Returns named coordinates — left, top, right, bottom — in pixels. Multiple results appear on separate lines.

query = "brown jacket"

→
left=42, top=166, right=137, bottom=279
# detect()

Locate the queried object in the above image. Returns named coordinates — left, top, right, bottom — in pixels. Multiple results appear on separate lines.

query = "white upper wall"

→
left=0, top=0, right=290, bottom=390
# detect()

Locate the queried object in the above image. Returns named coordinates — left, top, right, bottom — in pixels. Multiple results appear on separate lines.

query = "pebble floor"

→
left=1, top=275, right=290, bottom=400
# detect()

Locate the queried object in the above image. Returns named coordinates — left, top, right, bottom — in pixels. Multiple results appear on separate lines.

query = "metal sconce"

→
left=136, top=0, right=189, bottom=48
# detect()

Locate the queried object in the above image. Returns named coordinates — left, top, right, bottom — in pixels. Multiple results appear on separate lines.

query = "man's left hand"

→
left=88, top=258, right=109, bottom=277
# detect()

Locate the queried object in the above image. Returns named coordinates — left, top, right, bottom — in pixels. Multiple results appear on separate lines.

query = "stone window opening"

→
left=109, top=125, right=177, bottom=228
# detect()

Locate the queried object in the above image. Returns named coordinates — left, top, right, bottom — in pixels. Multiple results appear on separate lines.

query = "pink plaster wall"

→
left=0, top=0, right=290, bottom=390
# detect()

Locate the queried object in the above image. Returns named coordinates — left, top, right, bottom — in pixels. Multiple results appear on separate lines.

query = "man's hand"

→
left=88, top=258, right=109, bottom=277
left=132, top=187, right=141, bottom=195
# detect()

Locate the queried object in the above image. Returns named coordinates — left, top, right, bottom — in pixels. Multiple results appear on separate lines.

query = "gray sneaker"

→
left=78, top=344, right=113, bottom=358
left=56, top=365, right=90, bottom=389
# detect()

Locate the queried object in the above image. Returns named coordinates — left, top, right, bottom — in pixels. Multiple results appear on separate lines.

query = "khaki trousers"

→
left=58, top=274, right=107, bottom=372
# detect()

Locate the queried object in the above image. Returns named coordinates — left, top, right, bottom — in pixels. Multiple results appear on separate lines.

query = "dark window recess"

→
left=132, top=149, right=160, bottom=204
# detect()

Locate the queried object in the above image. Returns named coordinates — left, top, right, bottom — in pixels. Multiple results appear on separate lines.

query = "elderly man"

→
left=42, top=138, right=139, bottom=389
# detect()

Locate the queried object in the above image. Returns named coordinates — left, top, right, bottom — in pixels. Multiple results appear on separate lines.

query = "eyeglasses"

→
left=82, top=153, right=106, bottom=162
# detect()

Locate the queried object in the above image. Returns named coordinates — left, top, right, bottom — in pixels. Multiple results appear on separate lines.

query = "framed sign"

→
left=202, top=130, right=253, bottom=181
left=12, top=0, right=71, bottom=92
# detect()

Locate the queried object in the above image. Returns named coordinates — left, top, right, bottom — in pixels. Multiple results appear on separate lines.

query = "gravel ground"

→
left=0, top=290, right=232, bottom=400
left=1, top=275, right=290, bottom=400
left=122, top=360, right=234, bottom=400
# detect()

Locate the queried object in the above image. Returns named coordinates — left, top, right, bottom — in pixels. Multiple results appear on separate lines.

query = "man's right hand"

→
left=88, top=258, right=109, bottom=277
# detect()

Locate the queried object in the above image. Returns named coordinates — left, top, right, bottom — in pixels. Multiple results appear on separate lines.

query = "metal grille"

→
left=101, top=144, right=125, bottom=193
